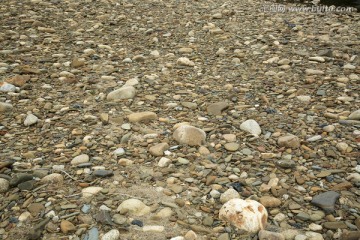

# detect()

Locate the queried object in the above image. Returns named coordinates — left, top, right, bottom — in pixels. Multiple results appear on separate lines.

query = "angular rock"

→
left=219, top=198, right=268, bottom=233
left=207, top=102, right=229, bottom=115
left=173, top=125, right=206, bottom=146
left=311, top=191, right=340, bottom=213
left=149, top=143, right=169, bottom=156
left=278, top=134, right=300, bottom=149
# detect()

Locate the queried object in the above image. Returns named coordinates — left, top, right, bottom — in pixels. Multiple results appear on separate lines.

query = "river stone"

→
left=60, top=220, right=76, bottom=234
left=348, top=109, right=360, bottom=120
left=127, top=111, right=158, bottom=123
left=71, top=154, right=90, bottom=165
left=259, top=230, right=285, bottom=240
left=0, top=102, right=13, bottom=112
left=240, top=119, right=262, bottom=136
left=40, top=173, right=64, bottom=185
left=259, top=196, right=282, bottom=208
left=24, top=113, right=39, bottom=126
left=117, top=198, right=151, bottom=216
left=0, top=178, right=10, bottom=193
left=311, top=191, right=340, bottom=213
left=224, top=142, right=240, bottom=151
left=106, top=86, right=136, bottom=101
left=173, top=125, right=206, bottom=146
left=82, top=187, right=103, bottom=198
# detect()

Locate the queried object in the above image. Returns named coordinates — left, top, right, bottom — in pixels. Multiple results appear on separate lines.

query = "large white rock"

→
left=219, top=198, right=268, bottom=233
left=117, top=198, right=151, bottom=216
left=240, top=119, right=261, bottom=136
left=106, top=86, right=136, bottom=101
left=173, top=125, right=206, bottom=146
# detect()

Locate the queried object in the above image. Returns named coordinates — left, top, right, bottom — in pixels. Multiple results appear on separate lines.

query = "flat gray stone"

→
left=311, top=191, right=340, bottom=213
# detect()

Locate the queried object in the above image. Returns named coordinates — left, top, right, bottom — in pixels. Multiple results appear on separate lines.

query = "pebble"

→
left=207, top=102, right=229, bottom=115
left=149, top=143, right=169, bottom=156
left=117, top=199, right=151, bottom=216
left=240, top=119, right=262, bottom=136
left=0, top=102, right=13, bottom=112
left=0, top=178, right=10, bottom=193
left=40, top=173, right=63, bottom=185
left=60, top=220, right=76, bottom=234
left=101, top=229, right=120, bottom=240
left=278, top=134, right=300, bottom=149
left=127, top=111, right=158, bottom=123
left=106, top=86, right=136, bottom=101
left=82, top=187, right=103, bottom=198
left=258, top=230, right=285, bottom=240
left=173, top=125, right=206, bottom=146
left=259, top=196, right=282, bottom=208
left=311, top=191, right=340, bottom=213
left=24, top=113, right=39, bottom=126
left=224, top=142, right=240, bottom=152
left=71, top=154, right=90, bottom=165
left=177, top=57, right=195, bottom=66
left=220, top=188, right=240, bottom=204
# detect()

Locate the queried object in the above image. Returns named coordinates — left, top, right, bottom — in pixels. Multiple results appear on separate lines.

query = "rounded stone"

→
left=173, top=125, right=206, bottom=146
left=0, top=178, right=10, bottom=193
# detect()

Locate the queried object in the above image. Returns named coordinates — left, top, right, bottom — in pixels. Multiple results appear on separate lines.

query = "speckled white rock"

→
left=101, top=229, right=120, bottom=240
left=117, top=198, right=151, bottom=216
left=82, top=187, right=103, bottom=198
left=0, top=178, right=10, bottom=193
left=106, top=85, right=136, bottom=101
left=240, top=119, right=262, bottom=136
left=220, top=189, right=240, bottom=204
left=71, top=154, right=89, bottom=165
left=24, top=113, right=38, bottom=126
left=219, top=198, right=268, bottom=233
left=173, top=125, right=206, bottom=146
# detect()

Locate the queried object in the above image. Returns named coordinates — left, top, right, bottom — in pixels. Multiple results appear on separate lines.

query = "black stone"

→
left=94, top=210, right=114, bottom=225
left=93, top=170, right=114, bottom=178
left=311, top=191, right=340, bottom=213
left=18, top=180, right=36, bottom=191
left=230, top=182, right=244, bottom=192
left=131, top=219, right=143, bottom=227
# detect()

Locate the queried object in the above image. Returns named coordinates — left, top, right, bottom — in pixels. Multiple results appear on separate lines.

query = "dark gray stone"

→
left=311, top=191, right=340, bottom=213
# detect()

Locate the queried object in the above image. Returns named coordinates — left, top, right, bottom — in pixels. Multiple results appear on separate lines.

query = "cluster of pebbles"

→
left=0, top=0, right=359, bottom=239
